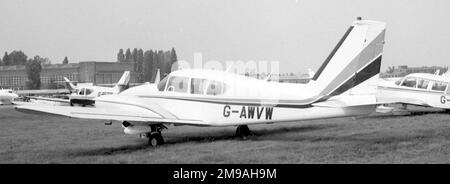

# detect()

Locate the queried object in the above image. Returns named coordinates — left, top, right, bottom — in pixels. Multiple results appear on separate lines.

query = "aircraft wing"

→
left=15, top=103, right=211, bottom=127
left=28, top=96, right=70, bottom=104
left=376, top=95, right=430, bottom=107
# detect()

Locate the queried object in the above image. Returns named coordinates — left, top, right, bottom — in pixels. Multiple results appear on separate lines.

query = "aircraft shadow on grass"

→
left=69, top=124, right=338, bottom=156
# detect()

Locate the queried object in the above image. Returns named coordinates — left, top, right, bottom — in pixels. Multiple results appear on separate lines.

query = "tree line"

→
left=117, top=48, right=177, bottom=83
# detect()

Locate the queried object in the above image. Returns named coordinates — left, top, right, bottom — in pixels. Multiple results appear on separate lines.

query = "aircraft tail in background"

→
left=63, top=77, right=77, bottom=93
left=114, top=71, right=131, bottom=93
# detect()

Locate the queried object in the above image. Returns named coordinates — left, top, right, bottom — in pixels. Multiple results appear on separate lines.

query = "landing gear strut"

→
left=146, top=124, right=166, bottom=147
left=235, top=125, right=252, bottom=137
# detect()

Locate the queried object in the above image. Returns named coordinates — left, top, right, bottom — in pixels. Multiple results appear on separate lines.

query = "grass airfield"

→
left=1, top=105, right=450, bottom=164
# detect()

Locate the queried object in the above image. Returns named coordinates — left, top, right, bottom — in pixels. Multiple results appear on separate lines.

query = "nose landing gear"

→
left=142, top=124, right=167, bottom=147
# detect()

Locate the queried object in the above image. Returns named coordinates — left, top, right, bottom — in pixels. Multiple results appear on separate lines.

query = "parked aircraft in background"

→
left=377, top=73, right=450, bottom=114
left=29, top=71, right=131, bottom=106
left=0, top=89, right=19, bottom=105
left=16, top=19, right=386, bottom=146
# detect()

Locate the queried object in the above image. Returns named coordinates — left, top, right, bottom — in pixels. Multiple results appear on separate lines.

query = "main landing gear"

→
left=144, top=124, right=166, bottom=147
left=235, top=125, right=252, bottom=138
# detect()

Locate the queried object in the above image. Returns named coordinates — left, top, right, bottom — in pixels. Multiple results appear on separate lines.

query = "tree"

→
left=132, top=48, right=138, bottom=71
left=0, top=57, right=3, bottom=66
left=169, top=48, right=178, bottom=72
left=32, top=56, right=51, bottom=65
left=125, top=48, right=132, bottom=63
left=163, top=50, right=172, bottom=76
left=143, top=50, right=154, bottom=82
left=386, top=66, right=395, bottom=73
left=5, top=50, right=27, bottom=65
left=62, top=56, right=69, bottom=64
left=117, top=49, right=125, bottom=62
left=157, top=50, right=165, bottom=79
left=136, top=49, right=144, bottom=82
left=151, top=50, right=159, bottom=82
left=25, top=57, right=42, bottom=89
left=2, top=52, right=8, bottom=65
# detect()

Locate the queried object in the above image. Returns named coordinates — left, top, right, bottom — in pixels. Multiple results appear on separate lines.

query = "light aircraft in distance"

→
left=16, top=19, right=386, bottom=146
left=0, top=89, right=19, bottom=105
left=29, top=71, right=131, bottom=106
left=376, top=73, right=450, bottom=114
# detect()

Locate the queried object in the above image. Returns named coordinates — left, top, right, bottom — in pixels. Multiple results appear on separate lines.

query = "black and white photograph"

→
left=1, top=0, right=450, bottom=171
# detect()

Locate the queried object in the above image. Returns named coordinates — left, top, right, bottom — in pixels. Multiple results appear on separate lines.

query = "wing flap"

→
left=28, top=96, right=70, bottom=104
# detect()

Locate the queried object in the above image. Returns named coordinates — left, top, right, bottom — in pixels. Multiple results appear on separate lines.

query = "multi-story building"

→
left=0, top=61, right=138, bottom=89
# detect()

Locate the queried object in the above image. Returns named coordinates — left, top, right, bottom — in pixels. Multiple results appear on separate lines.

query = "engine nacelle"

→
left=123, top=126, right=153, bottom=135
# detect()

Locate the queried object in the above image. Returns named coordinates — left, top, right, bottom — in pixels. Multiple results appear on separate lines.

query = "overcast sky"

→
left=0, top=0, right=449, bottom=73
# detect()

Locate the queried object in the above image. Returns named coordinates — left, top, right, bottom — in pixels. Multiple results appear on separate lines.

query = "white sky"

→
left=0, top=0, right=449, bottom=73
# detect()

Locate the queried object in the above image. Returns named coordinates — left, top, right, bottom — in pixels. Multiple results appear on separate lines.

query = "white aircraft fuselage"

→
left=0, top=89, right=19, bottom=105
left=378, top=73, right=450, bottom=110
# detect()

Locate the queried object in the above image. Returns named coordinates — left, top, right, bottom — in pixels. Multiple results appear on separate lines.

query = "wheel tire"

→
left=148, top=133, right=164, bottom=147
left=70, top=102, right=73, bottom=106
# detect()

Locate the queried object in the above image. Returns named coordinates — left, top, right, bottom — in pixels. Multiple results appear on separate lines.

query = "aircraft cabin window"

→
left=401, top=77, right=417, bottom=88
left=79, top=88, right=85, bottom=95
left=190, top=78, right=207, bottom=95
left=431, top=82, right=447, bottom=92
left=417, top=79, right=429, bottom=89
left=166, top=76, right=189, bottom=93
left=85, top=88, right=93, bottom=95
left=206, top=80, right=226, bottom=95
left=157, top=76, right=169, bottom=91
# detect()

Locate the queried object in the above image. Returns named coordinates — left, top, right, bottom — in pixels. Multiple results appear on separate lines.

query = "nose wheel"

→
left=147, top=132, right=164, bottom=147
left=145, top=124, right=166, bottom=147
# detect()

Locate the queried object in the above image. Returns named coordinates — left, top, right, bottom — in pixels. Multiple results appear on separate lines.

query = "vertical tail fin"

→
left=114, top=71, right=131, bottom=93
left=310, top=19, right=386, bottom=98
left=63, top=77, right=77, bottom=93
left=154, top=69, right=161, bottom=83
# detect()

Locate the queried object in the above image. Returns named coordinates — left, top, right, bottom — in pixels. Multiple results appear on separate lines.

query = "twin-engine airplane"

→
left=29, top=71, right=131, bottom=106
left=16, top=19, right=386, bottom=146
left=376, top=73, right=450, bottom=114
